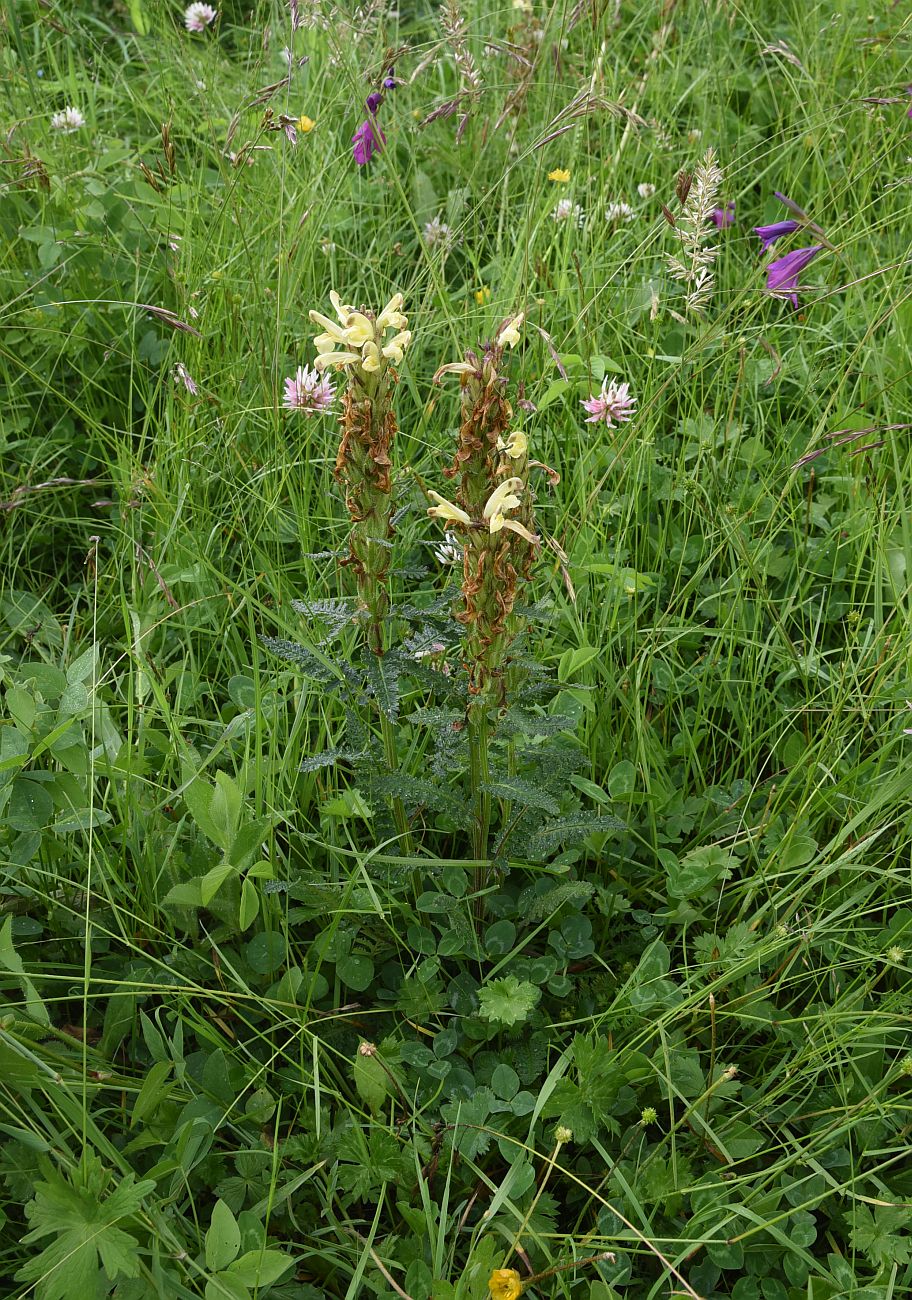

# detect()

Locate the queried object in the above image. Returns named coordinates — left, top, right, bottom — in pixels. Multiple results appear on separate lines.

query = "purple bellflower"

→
left=753, top=219, right=800, bottom=250
left=710, top=201, right=735, bottom=228
left=353, top=117, right=385, bottom=165
left=765, top=244, right=823, bottom=308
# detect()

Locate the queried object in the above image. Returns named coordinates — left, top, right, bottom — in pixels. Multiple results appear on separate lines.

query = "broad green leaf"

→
left=205, top=1199, right=241, bottom=1272
left=210, top=771, right=243, bottom=848
left=337, top=952, right=374, bottom=991
left=65, top=645, right=99, bottom=685
left=238, top=877, right=259, bottom=931
left=353, top=1043, right=392, bottom=1115
left=201, top=861, right=236, bottom=906
left=226, top=1249, right=293, bottom=1287
left=7, top=777, right=55, bottom=831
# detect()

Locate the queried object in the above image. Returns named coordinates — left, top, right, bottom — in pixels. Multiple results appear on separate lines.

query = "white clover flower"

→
left=423, top=217, right=455, bottom=251
left=552, top=198, right=585, bottom=226
left=432, top=531, right=463, bottom=565
left=606, top=201, right=636, bottom=224
left=50, top=106, right=85, bottom=133
left=185, top=3, right=217, bottom=32
left=637, top=182, right=656, bottom=199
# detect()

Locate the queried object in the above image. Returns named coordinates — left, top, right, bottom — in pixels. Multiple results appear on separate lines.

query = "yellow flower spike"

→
left=298, top=114, right=315, bottom=133
left=488, top=1268, right=523, bottom=1300
left=427, top=491, right=472, bottom=527
left=475, top=286, right=491, bottom=304
left=496, top=312, right=525, bottom=349
left=548, top=168, right=571, bottom=183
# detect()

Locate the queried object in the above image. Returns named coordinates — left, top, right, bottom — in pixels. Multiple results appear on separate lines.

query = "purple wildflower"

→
left=906, top=86, right=912, bottom=118
left=753, top=219, right=800, bottom=250
left=383, top=68, right=397, bottom=89
left=581, top=378, right=636, bottom=427
left=710, top=201, right=735, bottom=229
left=765, top=244, right=823, bottom=308
left=352, top=118, right=384, bottom=165
left=366, top=91, right=383, bottom=115
left=283, top=365, right=335, bottom=413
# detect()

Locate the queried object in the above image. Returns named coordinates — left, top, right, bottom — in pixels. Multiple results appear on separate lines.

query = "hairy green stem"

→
left=468, top=696, right=492, bottom=889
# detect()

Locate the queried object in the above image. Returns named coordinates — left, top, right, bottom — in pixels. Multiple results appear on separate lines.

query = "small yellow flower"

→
left=548, top=168, right=571, bottom=183
left=474, top=286, right=491, bottom=305
left=488, top=1269, right=523, bottom=1300
left=298, top=114, right=315, bottom=133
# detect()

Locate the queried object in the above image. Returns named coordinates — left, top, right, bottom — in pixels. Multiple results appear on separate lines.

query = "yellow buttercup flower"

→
left=298, top=115, right=315, bottom=133
left=475, top=286, right=491, bottom=305
left=488, top=1269, right=523, bottom=1300
left=548, top=168, right=571, bottom=183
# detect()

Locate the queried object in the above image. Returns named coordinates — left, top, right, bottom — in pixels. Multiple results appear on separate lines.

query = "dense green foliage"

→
left=1, top=1, right=912, bottom=1297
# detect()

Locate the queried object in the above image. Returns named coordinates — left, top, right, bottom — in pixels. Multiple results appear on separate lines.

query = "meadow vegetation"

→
left=1, top=1, right=912, bottom=1297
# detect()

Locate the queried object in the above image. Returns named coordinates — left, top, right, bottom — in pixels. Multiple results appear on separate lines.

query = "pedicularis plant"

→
left=264, top=292, right=621, bottom=904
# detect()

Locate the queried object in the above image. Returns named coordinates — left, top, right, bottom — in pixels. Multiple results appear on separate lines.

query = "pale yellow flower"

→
left=497, top=312, right=524, bottom=349
left=360, top=341, right=382, bottom=372
left=342, top=312, right=375, bottom=347
left=309, top=311, right=351, bottom=345
left=382, top=330, right=412, bottom=362
left=314, top=350, right=361, bottom=371
left=434, top=360, right=477, bottom=382
left=298, top=115, right=315, bottom=133
left=488, top=1269, right=523, bottom=1300
left=329, top=289, right=355, bottom=323
left=427, top=492, right=471, bottom=527
left=483, top=479, right=538, bottom=542
left=377, top=294, right=408, bottom=331
left=498, top=430, right=528, bottom=459
left=548, top=168, right=571, bottom=183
